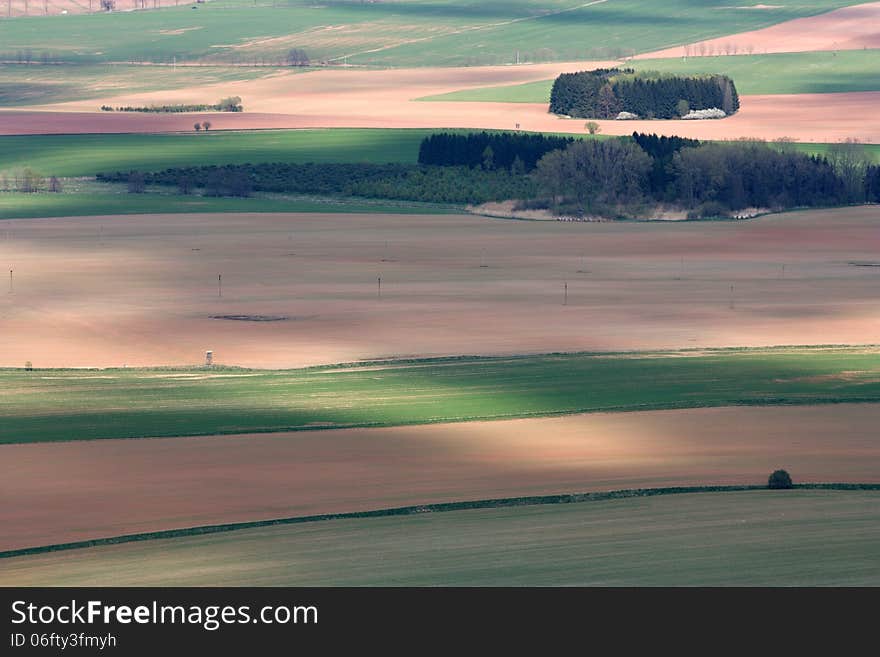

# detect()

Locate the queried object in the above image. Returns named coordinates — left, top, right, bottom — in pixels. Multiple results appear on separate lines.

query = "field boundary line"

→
left=2, top=483, right=877, bottom=561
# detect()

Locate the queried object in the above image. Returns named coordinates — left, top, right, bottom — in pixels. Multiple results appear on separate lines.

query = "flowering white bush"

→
left=681, top=108, right=727, bottom=120
left=615, top=111, right=639, bottom=120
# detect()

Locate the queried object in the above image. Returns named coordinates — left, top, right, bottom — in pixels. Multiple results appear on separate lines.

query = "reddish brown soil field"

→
left=1, top=206, right=879, bottom=369
left=3, top=403, right=878, bottom=552
left=3, top=61, right=877, bottom=142
left=638, top=2, right=880, bottom=59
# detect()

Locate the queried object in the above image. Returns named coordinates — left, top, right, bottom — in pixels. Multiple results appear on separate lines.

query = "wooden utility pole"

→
left=563, top=282, right=568, bottom=306
left=9, top=269, right=13, bottom=294
left=218, top=274, right=222, bottom=297
left=377, top=276, right=381, bottom=298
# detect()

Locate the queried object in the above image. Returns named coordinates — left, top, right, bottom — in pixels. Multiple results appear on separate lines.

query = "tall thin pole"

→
left=8, top=269, right=12, bottom=294
left=563, top=282, right=568, bottom=306
left=377, top=276, right=381, bottom=298
left=218, top=274, right=222, bottom=298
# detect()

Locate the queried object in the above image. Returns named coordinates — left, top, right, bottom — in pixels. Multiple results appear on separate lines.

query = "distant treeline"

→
left=550, top=69, right=739, bottom=119
left=418, top=132, right=575, bottom=171
left=97, top=162, right=535, bottom=205
left=97, top=131, right=879, bottom=217
left=100, top=96, right=243, bottom=113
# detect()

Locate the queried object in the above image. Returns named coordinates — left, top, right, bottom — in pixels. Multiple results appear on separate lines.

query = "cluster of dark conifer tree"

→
left=549, top=69, right=739, bottom=119
left=418, top=132, right=576, bottom=171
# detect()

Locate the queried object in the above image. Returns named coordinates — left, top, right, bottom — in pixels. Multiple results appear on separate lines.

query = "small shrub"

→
left=768, top=469, right=793, bottom=489
left=687, top=201, right=729, bottom=219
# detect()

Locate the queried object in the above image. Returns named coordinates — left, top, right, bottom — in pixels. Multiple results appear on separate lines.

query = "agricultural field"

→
left=0, top=0, right=862, bottom=66
left=2, top=0, right=880, bottom=591
left=0, top=129, right=427, bottom=177
left=3, top=491, right=878, bottom=586
left=3, top=207, right=880, bottom=369
left=420, top=50, right=880, bottom=102
left=0, top=189, right=453, bottom=219
left=3, top=404, right=879, bottom=551
left=3, top=346, right=880, bottom=444
left=0, top=63, right=282, bottom=107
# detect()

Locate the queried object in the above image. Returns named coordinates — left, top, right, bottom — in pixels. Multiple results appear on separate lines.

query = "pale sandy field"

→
left=2, top=60, right=878, bottom=142
left=1, top=206, right=879, bottom=369
left=3, top=403, right=879, bottom=551
left=637, top=1, right=880, bottom=59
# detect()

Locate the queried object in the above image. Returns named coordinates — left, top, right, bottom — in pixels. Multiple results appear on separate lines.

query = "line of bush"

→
left=3, top=483, right=876, bottom=560
left=550, top=69, right=739, bottom=119
left=100, top=96, right=243, bottom=113
left=97, top=162, right=536, bottom=205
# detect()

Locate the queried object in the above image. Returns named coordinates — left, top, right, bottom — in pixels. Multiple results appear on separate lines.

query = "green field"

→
left=0, top=190, right=454, bottom=219
left=0, top=0, right=862, bottom=67
left=421, top=50, right=880, bottom=103
left=2, top=490, right=877, bottom=585
left=2, top=346, right=880, bottom=444
left=0, top=129, right=429, bottom=177
left=421, top=78, right=557, bottom=104
left=0, top=63, right=283, bottom=107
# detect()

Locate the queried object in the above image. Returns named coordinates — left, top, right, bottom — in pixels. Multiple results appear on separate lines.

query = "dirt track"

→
left=2, top=61, right=878, bottom=142
left=637, top=2, right=880, bottom=59
left=2, top=206, right=880, bottom=369
left=2, top=403, right=878, bottom=552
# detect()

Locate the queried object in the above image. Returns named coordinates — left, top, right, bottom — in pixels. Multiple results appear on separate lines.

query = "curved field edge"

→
left=2, top=345, right=880, bottom=444
left=3, top=484, right=877, bottom=561
left=418, top=50, right=880, bottom=102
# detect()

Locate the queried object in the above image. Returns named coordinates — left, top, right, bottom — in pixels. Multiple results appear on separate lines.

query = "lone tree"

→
left=194, top=122, right=202, bottom=131
left=676, top=99, right=690, bottom=118
left=768, top=469, right=793, bottom=489
left=585, top=121, right=600, bottom=135
left=286, top=48, right=310, bottom=67
left=202, top=120, right=212, bottom=131
left=127, top=170, right=146, bottom=194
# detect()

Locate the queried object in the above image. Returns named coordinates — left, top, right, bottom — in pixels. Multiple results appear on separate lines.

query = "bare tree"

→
left=127, top=171, right=146, bottom=193
left=827, top=138, right=871, bottom=203
left=202, top=120, right=211, bottom=131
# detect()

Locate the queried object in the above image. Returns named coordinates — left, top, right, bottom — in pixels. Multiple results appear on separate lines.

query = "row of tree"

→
left=549, top=69, right=739, bottom=119
left=0, top=169, right=62, bottom=193
left=100, top=97, right=243, bottom=113
left=532, top=136, right=878, bottom=217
